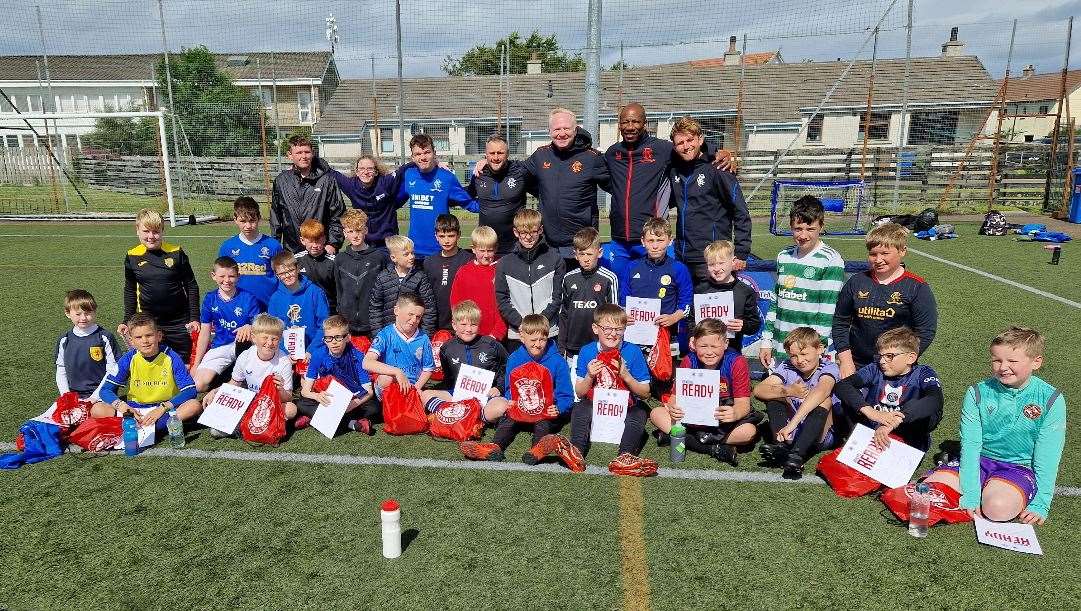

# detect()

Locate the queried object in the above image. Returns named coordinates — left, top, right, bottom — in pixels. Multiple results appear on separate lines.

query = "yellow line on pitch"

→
left=618, top=477, right=651, bottom=611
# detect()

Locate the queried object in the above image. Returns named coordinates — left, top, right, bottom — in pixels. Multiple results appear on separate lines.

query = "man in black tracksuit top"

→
left=558, top=265, right=619, bottom=357
left=522, top=123, right=610, bottom=261
left=494, top=233, right=565, bottom=346
left=670, top=152, right=752, bottom=283
left=270, top=139, right=345, bottom=254
left=123, top=241, right=200, bottom=361
left=467, top=136, right=531, bottom=256
left=334, top=243, right=388, bottom=337
left=438, top=335, right=508, bottom=398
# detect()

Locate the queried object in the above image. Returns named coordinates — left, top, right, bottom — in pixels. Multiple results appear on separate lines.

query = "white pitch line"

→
left=907, top=246, right=1081, bottom=310
left=3, top=441, right=1080, bottom=497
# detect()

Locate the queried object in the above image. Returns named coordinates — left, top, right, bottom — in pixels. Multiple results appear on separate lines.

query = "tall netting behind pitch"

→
left=769, top=179, right=868, bottom=236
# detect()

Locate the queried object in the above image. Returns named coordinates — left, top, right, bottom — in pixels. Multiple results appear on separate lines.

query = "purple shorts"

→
left=934, top=456, right=1037, bottom=504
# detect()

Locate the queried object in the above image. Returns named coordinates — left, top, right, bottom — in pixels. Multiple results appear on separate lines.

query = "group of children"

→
left=53, top=191, right=1066, bottom=526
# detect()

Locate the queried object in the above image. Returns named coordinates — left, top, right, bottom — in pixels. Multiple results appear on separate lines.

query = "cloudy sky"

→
left=0, top=0, right=1077, bottom=79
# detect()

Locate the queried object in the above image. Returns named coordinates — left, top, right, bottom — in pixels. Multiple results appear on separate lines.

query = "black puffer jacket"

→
left=368, top=265, right=437, bottom=336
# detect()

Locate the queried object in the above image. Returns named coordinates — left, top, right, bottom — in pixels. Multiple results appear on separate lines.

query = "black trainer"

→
left=760, top=443, right=789, bottom=466
left=782, top=454, right=805, bottom=480
left=654, top=430, right=671, bottom=447
left=710, top=443, right=739, bottom=467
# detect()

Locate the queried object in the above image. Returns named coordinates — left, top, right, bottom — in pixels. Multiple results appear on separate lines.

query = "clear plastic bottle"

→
left=670, top=422, right=686, bottom=463
left=122, top=415, right=139, bottom=456
left=908, top=482, right=930, bottom=538
left=166, top=409, right=185, bottom=449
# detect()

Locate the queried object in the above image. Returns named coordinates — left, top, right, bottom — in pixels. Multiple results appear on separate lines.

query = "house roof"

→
left=0, top=51, right=333, bottom=83
left=314, top=55, right=997, bottom=136
left=685, top=52, right=782, bottom=68
left=999, top=69, right=1081, bottom=103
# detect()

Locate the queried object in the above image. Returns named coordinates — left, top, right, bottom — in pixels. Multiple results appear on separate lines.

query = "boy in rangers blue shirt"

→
left=56, top=290, right=120, bottom=400
left=219, top=196, right=283, bottom=308
left=363, top=293, right=435, bottom=400
left=621, top=217, right=693, bottom=356
left=833, top=327, right=943, bottom=452
left=92, top=313, right=201, bottom=432
left=925, top=327, right=1065, bottom=524
left=267, top=251, right=330, bottom=364
left=832, top=222, right=937, bottom=378
left=298, top=316, right=376, bottom=435
left=396, top=134, right=480, bottom=259
left=191, top=257, right=262, bottom=391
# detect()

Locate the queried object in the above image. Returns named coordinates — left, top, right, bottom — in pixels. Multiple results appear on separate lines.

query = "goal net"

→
left=769, top=179, right=868, bottom=236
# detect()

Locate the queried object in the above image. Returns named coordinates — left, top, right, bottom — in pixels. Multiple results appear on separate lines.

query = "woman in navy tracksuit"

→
left=322, top=156, right=414, bottom=249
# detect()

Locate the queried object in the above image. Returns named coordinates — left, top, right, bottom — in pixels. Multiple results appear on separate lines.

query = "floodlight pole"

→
left=891, top=0, right=913, bottom=213
left=156, top=0, right=184, bottom=212
left=582, top=0, right=602, bottom=144
left=396, top=0, right=406, bottom=164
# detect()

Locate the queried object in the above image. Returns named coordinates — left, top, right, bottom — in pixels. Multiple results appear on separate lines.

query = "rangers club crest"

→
left=507, top=177, right=517, bottom=189
left=259, top=246, right=270, bottom=258
left=436, top=402, right=469, bottom=425
left=903, top=483, right=960, bottom=510
left=696, top=173, right=705, bottom=187
left=596, top=362, right=619, bottom=389
left=432, top=179, right=443, bottom=192
left=91, top=432, right=121, bottom=452
left=593, top=283, right=602, bottom=293
left=514, top=378, right=545, bottom=416
left=286, top=304, right=302, bottom=324
left=1023, top=404, right=1042, bottom=419
left=56, top=402, right=90, bottom=426
left=543, top=161, right=552, bottom=169
left=570, top=160, right=584, bottom=173
left=247, top=393, right=274, bottom=435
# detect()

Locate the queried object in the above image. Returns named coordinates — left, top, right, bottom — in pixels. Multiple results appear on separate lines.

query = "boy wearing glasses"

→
left=298, top=315, right=375, bottom=434
left=832, top=326, right=943, bottom=452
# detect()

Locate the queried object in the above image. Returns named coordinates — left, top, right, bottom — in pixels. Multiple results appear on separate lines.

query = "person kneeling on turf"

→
left=569, top=304, right=656, bottom=476
left=753, top=327, right=840, bottom=479
left=299, top=315, right=375, bottom=435
left=921, top=327, right=1065, bottom=525
left=649, top=319, right=760, bottom=466
left=93, top=313, right=201, bottom=436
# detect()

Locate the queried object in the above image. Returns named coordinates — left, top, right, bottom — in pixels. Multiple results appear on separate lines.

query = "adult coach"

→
left=467, top=134, right=530, bottom=255
left=270, top=135, right=344, bottom=254
left=321, top=155, right=412, bottom=250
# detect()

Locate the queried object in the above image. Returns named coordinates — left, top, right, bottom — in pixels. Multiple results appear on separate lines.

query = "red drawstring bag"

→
left=881, top=481, right=973, bottom=525
left=239, top=375, right=286, bottom=445
left=69, top=417, right=124, bottom=452
left=381, top=383, right=428, bottom=435
left=428, top=398, right=484, bottom=442
left=585, top=349, right=627, bottom=400
left=429, top=329, right=454, bottom=382
left=815, top=446, right=883, bottom=498
left=647, top=326, right=673, bottom=381
left=350, top=335, right=372, bottom=354
left=506, top=361, right=555, bottom=423
left=188, top=328, right=200, bottom=368
left=52, top=391, right=92, bottom=428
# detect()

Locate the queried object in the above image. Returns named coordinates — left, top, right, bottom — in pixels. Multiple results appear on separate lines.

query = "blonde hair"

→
left=549, top=107, right=577, bottom=125
left=877, top=327, right=920, bottom=355
left=594, top=304, right=627, bottom=327
left=470, top=225, right=498, bottom=249
left=670, top=116, right=703, bottom=140
left=642, top=216, right=672, bottom=239
left=323, top=314, right=349, bottom=333
left=866, top=223, right=909, bottom=252
left=65, top=289, right=97, bottom=313
left=135, top=208, right=164, bottom=231
left=513, top=208, right=543, bottom=231
left=341, top=208, right=369, bottom=231
left=783, top=327, right=823, bottom=352
left=385, top=235, right=414, bottom=253
left=451, top=300, right=482, bottom=324
left=703, top=240, right=734, bottom=261
left=251, top=313, right=285, bottom=337
left=355, top=154, right=387, bottom=176
left=573, top=227, right=601, bottom=251
left=991, top=326, right=1044, bottom=358
left=519, top=314, right=550, bottom=336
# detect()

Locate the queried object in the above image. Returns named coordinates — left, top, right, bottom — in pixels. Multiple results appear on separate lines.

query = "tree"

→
left=608, top=60, right=635, bottom=71
left=442, top=31, right=585, bottom=76
left=85, top=46, right=263, bottom=157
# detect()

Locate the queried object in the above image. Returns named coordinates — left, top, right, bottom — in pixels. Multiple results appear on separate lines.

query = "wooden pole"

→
left=259, top=105, right=271, bottom=207
left=989, top=21, right=1016, bottom=211
left=859, top=27, right=879, bottom=183
left=732, top=34, right=748, bottom=174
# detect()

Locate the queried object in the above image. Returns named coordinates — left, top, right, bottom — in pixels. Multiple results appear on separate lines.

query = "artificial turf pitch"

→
left=1, top=220, right=1079, bottom=610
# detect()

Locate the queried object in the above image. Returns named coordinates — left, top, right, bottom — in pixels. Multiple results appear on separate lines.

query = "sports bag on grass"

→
left=647, top=326, right=674, bottom=382
left=979, top=210, right=1010, bottom=236
left=506, top=361, right=555, bottom=423
left=239, top=374, right=286, bottom=445
left=52, top=391, right=92, bottom=428
left=880, top=481, right=972, bottom=526
left=1, top=421, right=65, bottom=469
left=816, top=446, right=883, bottom=498
left=381, top=383, right=428, bottom=435
left=69, top=417, right=124, bottom=452
left=429, top=329, right=454, bottom=382
left=428, top=398, right=484, bottom=442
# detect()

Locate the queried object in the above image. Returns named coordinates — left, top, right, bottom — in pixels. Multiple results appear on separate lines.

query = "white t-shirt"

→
left=231, top=345, right=293, bottom=392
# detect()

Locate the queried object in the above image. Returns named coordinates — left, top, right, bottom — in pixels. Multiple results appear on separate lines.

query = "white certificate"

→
left=675, top=368, right=721, bottom=427
left=590, top=388, right=630, bottom=445
left=284, top=326, right=305, bottom=360
left=197, top=384, right=256, bottom=434
left=310, top=379, right=352, bottom=439
left=836, top=424, right=924, bottom=488
left=694, top=291, right=735, bottom=337
left=974, top=517, right=1043, bottom=555
left=624, top=297, right=661, bottom=345
left=451, top=364, right=496, bottom=405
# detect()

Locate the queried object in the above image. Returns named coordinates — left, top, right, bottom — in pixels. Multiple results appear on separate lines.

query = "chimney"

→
left=526, top=52, right=542, bottom=75
left=724, top=35, right=741, bottom=66
left=941, top=26, right=965, bottom=57
left=1022, top=64, right=1036, bottom=78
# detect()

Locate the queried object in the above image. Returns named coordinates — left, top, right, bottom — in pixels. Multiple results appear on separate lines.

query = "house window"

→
left=26, top=95, right=43, bottom=112
left=423, top=125, right=451, bottom=153
left=297, top=90, right=313, bottom=123
left=117, top=94, right=132, bottom=110
left=465, top=124, right=522, bottom=155
left=0, top=96, right=14, bottom=113
left=4, top=135, right=19, bottom=148
left=257, top=89, right=273, bottom=111
left=907, top=111, right=960, bottom=145
left=857, top=112, right=891, bottom=141
left=806, top=115, right=824, bottom=142
left=380, top=128, right=394, bottom=154
left=89, top=95, right=104, bottom=112
left=1025, top=134, right=1034, bottom=142
left=695, top=116, right=726, bottom=149
left=1039, top=105, right=1050, bottom=115
left=75, top=95, right=89, bottom=113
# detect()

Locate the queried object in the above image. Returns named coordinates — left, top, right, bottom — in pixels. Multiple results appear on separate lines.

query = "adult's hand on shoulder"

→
left=712, top=149, right=735, bottom=172
left=473, top=158, right=488, bottom=176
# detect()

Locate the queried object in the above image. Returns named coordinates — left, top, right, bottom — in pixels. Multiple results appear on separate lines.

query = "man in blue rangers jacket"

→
left=396, top=134, right=480, bottom=260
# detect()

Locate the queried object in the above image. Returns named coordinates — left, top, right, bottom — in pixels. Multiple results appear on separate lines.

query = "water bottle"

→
left=122, top=415, right=139, bottom=456
left=670, top=422, right=686, bottom=463
left=381, top=499, right=402, bottom=559
left=166, top=409, right=185, bottom=449
left=908, top=482, right=930, bottom=538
